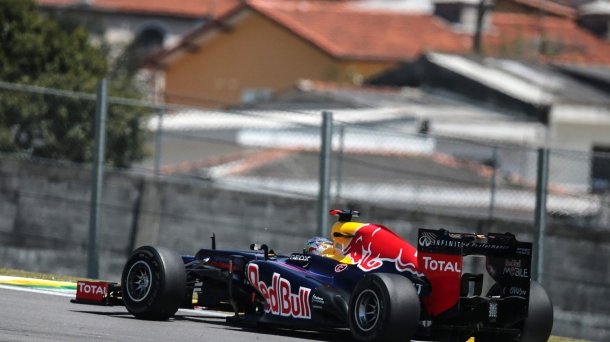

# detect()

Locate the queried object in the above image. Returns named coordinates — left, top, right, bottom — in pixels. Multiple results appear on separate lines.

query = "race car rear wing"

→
left=417, top=228, right=532, bottom=319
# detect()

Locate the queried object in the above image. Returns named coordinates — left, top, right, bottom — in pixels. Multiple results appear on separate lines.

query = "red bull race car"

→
left=72, top=210, right=554, bottom=342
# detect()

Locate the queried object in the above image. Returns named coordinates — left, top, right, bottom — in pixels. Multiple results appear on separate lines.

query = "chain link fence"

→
left=547, top=149, right=610, bottom=228
left=2, top=80, right=610, bottom=230
left=3, top=81, right=610, bottom=340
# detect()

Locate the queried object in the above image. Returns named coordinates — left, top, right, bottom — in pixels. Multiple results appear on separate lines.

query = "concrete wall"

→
left=0, top=158, right=609, bottom=341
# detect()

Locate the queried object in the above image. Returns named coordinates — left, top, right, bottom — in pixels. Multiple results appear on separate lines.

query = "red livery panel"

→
left=76, top=281, right=109, bottom=302
left=418, top=252, right=462, bottom=316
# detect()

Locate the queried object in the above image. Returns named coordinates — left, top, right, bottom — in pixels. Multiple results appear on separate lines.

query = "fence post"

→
left=335, top=126, right=345, bottom=200
left=488, top=146, right=498, bottom=220
left=87, top=79, right=108, bottom=279
left=533, top=148, right=549, bottom=285
left=317, top=111, right=333, bottom=237
left=154, top=106, right=164, bottom=175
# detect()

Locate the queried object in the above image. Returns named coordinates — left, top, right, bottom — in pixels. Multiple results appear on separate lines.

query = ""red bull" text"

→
left=247, top=264, right=312, bottom=319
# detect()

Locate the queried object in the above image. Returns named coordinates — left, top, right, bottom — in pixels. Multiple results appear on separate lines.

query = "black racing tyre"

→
left=486, top=282, right=501, bottom=297
left=121, top=245, right=187, bottom=320
left=520, top=281, right=553, bottom=342
left=487, top=281, right=553, bottom=342
left=348, top=273, right=420, bottom=342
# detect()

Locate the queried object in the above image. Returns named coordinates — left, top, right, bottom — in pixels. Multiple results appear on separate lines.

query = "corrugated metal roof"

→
left=427, top=53, right=610, bottom=106
left=428, top=53, right=555, bottom=105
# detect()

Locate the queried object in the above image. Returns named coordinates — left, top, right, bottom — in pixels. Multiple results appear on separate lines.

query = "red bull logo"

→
left=342, top=224, right=423, bottom=276
left=247, top=264, right=312, bottom=319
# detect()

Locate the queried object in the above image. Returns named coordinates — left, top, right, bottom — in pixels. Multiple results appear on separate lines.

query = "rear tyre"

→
left=121, top=245, right=187, bottom=320
left=520, top=281, right=553, bottom=342
left=487, top=281, right=553, bottom=342
left=348, top=273, right=420, bottom=342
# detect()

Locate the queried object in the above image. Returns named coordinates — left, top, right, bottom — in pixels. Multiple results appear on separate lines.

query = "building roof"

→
left=426, top=53, right=610, bottom=106
left=246, top=79, right=547, bottom=145
left=36, top=0, right=242, bottom=18
left=556, top=64, right=610, bottom=86
left=509, top=0, right=577, bottom=19
left=579, top=0, right=610, bottom=16
left=484, top=13, right=610, bottom=65
left=145, top=0, right=470, bottom=67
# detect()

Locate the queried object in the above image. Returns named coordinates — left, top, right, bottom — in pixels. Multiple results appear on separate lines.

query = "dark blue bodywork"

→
left=189, top=248, right=430, bottom=328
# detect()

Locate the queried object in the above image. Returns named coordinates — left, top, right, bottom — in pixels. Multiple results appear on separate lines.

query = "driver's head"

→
left=304, top=236, right=333, bottom=255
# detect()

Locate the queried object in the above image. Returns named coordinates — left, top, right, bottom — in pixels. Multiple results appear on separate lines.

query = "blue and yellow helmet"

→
left=304, top=236, right=333, bottom=255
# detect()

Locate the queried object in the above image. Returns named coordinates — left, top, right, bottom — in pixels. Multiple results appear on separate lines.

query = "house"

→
left=433, top=0, right=610, bottom=64
left=144, top=0, right=610, bottom=107
left=143, top=0, right=470, bottom=107
left=579, top=0, right=610, bottom=39
left=36, top=0, right=241, bottom=60
left=369, top=51, right=610, bottom=194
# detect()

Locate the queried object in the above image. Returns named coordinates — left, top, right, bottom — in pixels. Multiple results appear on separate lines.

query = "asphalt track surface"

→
left=0, top=287, right=354, bottom=342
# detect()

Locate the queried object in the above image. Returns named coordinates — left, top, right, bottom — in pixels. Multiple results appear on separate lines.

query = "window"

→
left=133, top=28, right=164, bottom=56
left=591, top=145, right=610, bottom=193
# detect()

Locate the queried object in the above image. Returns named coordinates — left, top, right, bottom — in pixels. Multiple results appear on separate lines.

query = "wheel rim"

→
left=126, top=261, right=152, bottom=302
left=354, top=289, right=381, bottom=332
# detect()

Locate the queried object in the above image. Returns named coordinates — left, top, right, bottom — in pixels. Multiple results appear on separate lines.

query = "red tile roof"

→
left=484, top=13, right=610, bottom=65
left=147, top=0, right=469, bottom=66
left=36, top=0, right=242, bottom=18
left=252, top=0, right=469, bottom=61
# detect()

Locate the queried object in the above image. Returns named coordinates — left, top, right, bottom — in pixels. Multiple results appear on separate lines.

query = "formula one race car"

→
left=72, top=210, right=554, bottom=342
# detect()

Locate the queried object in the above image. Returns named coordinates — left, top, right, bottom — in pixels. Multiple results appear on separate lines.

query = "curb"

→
left=0, top=275, right=77, bottom=290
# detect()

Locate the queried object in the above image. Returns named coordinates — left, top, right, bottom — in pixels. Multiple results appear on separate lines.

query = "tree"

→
left=0, top=0, right=149, bottom=168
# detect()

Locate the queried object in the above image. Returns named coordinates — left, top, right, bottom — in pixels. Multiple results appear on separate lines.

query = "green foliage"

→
left=0, top=0, right=149, bottom=168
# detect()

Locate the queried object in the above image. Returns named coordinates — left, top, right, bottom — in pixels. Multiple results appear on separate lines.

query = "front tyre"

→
left=348, top=273, right=420, bottom=342
left=121, top=245, right=187, bottom=320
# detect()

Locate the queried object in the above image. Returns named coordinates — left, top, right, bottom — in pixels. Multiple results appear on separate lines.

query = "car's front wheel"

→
left=121, top=245, right=187, bottom=320
left=348, top=273, right=420, bottom=342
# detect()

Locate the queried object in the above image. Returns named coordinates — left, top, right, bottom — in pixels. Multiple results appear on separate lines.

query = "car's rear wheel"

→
left=487, top=280, right=553, bottom=342
left=520, top=281, right=553, bottom=342
left=121, top=245, right=187, bottom=320
left=348, top=273, right=420, bottom=342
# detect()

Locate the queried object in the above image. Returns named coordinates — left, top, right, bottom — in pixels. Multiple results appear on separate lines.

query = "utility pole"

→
left=473, top=0, right=487, bottom=55
left=533, top=148, right=549, bottom=285
left=317, top=111, right=333, bottom=237
left=87, top=79, right=108, bottom=279
left=335, top=126, right=345, bottom=201
left=488, top=146, right=498, bottom=221
left=154, top=106, right=164, bottom=175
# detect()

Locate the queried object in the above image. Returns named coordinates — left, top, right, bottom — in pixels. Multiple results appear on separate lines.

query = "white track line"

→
left=178, top=309, right=232, bottom=318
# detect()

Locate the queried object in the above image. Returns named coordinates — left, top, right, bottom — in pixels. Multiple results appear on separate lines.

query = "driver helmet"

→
left=304, top=236, right=333, bottom=255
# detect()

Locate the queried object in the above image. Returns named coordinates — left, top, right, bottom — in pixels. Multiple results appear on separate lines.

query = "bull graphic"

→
left=342, top=224, right=423, bottom=277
